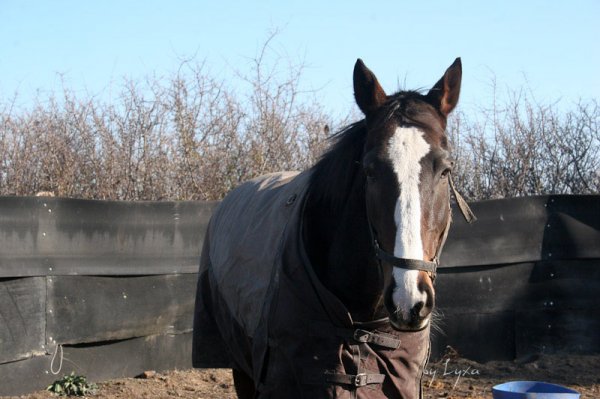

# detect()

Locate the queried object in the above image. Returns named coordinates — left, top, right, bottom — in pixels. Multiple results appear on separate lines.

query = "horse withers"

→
left=193, top=58, right=472, bottom=398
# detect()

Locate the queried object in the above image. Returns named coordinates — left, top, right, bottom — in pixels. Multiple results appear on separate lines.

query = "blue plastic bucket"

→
left=492, top=381, right=580, bottom=399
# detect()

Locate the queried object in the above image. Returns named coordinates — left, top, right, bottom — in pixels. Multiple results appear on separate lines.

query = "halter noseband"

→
left=367, top=174, right=476, bottom=279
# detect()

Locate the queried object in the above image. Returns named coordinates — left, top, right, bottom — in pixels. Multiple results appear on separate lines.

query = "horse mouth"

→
left=388, top=311, right=430, bottom=332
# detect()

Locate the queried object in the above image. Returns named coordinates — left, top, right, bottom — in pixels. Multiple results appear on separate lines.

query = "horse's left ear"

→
left=427, top=58, right=462, bottom=116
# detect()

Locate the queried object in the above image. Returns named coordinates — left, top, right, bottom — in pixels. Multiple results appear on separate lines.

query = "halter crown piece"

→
left=367, top=173, right=476, bottom=279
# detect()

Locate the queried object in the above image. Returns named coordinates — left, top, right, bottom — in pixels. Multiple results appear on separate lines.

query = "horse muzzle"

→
left=384, top=273, right=435, bottom=331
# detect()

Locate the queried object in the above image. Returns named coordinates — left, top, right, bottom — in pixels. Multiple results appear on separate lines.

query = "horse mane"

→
left=308, top=120, right=367, bottom=210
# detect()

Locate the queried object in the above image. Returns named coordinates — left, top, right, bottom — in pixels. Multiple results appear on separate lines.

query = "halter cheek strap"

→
left=367, top=173, right=476, bottom=278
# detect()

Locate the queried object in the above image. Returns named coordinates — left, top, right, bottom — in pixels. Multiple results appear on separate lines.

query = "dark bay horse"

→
left=193, top=58, right=473, bottom=398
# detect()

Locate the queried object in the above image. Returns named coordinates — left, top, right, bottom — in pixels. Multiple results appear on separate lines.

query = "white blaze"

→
left=387, top=126, right=430, bottom=318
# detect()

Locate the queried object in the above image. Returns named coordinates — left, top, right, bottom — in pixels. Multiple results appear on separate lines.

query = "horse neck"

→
left=303, top=171, right=385, bottom=321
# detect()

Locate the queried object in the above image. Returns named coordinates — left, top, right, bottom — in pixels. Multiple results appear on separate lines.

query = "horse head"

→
left=353, top=58, right=462, bottom=330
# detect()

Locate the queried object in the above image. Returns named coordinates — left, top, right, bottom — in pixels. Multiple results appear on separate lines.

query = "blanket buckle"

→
left=354, top=373, right=368, bottom=387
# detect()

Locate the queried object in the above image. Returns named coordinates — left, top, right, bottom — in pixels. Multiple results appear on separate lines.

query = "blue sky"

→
left=1, top=1, right=598, bottom=117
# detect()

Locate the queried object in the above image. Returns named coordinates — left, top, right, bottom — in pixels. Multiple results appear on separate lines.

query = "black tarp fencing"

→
left=0, top=197, right=218, bottom=395
left=0, top=194, right=598, bottom=395
left=0, top=197, right=217, bottom=277
left=440, top=195, right=600, bottom=266
left=433, top=195, right=600, bottom=362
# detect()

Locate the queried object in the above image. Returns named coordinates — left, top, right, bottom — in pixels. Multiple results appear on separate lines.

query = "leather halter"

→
left=367, top=174, right=476, bottom=279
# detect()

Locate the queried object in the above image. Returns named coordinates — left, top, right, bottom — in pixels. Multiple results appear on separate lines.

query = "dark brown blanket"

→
left=193, top=171, right=430, bottom=398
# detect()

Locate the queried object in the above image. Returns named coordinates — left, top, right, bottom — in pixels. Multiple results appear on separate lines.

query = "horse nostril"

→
left=411, top=301, right=424, bottom=318
left=411, top=300, right=432, bottom=322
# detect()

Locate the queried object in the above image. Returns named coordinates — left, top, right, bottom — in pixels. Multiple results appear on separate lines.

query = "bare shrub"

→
left=0, top=58, right=597, bottom=201
left=449, top=90, right=600, bottom=200
left=0, top=49, right=335, bottom=200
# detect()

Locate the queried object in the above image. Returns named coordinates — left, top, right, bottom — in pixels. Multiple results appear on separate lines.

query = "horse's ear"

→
left=427, top=58, right=462, bottom=116
left=353, top=59, right=387, bottom=116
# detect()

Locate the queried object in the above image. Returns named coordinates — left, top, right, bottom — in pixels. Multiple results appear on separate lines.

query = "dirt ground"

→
left=3, top=353, right=598, bottom=398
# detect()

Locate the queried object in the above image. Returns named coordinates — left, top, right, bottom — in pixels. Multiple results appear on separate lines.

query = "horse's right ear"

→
left=353, top=59, right=387, bottom=116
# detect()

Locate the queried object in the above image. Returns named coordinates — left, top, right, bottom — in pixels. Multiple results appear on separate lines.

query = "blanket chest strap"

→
left=304, top=371, right=386, bottom=387
left=308, top=321, right=401, bottom=349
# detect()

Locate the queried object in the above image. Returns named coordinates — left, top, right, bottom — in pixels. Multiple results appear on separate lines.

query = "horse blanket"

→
left=192, top=171, right=430, bottom=399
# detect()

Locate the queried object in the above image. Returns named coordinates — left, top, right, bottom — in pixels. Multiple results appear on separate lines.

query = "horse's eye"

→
left=440, top=160, right=454, bottom=179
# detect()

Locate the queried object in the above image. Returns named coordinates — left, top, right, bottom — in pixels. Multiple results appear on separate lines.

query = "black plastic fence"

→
left=0, top=197, right=217, bottom=396
left=434, top=195, right=600, bottom=361
left=0, top=195, right=598, bottom=395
